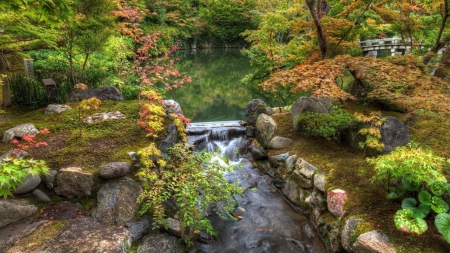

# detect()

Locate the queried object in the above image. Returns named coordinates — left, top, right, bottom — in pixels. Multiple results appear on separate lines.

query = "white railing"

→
left=360, top=37, right=410, bottom=48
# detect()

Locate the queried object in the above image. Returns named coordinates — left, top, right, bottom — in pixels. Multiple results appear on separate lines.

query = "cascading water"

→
left=187, top=121, right=327, bottom=253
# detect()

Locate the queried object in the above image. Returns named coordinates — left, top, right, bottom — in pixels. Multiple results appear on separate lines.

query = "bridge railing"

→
left=360, top=37, right=410, bottom=48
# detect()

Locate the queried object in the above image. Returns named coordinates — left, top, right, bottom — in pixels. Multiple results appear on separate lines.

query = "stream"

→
left=187, top=123, right=327, bottom=253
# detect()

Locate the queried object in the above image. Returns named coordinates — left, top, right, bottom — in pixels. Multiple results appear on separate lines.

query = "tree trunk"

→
left=0, top=52, right=11, bottom=107
left=306, top=0, right=328, bottom=60
left=433, top=49, right=450, bottom=79
left=423, top=1, right=449, bottom=65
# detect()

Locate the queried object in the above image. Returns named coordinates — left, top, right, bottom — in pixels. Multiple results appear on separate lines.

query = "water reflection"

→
left=165, top=50, right=254, bottom=122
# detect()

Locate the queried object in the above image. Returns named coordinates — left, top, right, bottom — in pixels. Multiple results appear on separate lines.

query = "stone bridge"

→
left=359, top=37, right=415, bottom=57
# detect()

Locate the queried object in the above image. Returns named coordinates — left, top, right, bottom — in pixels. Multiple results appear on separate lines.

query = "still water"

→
left=165, top=49, right=254, bottom=122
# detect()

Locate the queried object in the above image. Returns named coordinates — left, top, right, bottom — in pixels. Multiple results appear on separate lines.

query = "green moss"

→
left=15, top=220, right=68, bottom=251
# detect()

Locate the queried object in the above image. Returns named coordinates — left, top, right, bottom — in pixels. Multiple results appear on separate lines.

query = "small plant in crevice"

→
left=368, top=142, right=450, bottom=242
left=74, top=83, right=101, bottom=138
left=136, top=143, right=243, bottom=246
left=354, top=111, right=386, bottom=157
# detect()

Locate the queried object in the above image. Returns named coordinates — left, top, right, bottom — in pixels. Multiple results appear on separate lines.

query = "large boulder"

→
left=341, top=218, right=361, bottom=252
left=54, top=167, right=94, bottom=198
left=353, top=231, right=397, bottom=253
left=290, top=97, right=332, bottom=131
left=245, top=99, right=274, bottom=127
left=136, top=233, right=184, bottom=253
left=162, top=100, right=184, bottom=119
left=99, top=162, right=131, bottom=179
left=83, top=111, right=126, bottom=124
left=268, top=136, right=293, bottom=149
left=255, top=113, right=277, bottom=148
left=0, top=220, right=51, bottom=251
left=158, top=124, right=179, bottom=154
left=327, top=189, right=348, bottom=218
left=0, top=199, right=37, bottom=228
left=93, top=177, right=142, bottom=226
left=380, top=116, right=410, bottom=154
left=44, top=104, right=72, bottom=114
left=68, top=86, right=124, bottom=102
left=125, top=217, right=151, bottom=242
left=40, top=216, right=132, bottom=253
left=2, top=123, right=39, bottom=143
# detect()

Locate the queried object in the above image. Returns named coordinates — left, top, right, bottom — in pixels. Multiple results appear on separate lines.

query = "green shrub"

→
left=0, top=156, right=50, bottom=199
left=296, top=106, right=355, bottom=141
left=8, top=73, right=49, bottom=109
left=136, top=143, right=242, bottom=246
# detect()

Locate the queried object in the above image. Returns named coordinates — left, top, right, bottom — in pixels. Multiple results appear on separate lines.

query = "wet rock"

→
left=13, top=172, right=41, bottom=195
left=353, top=231, right=396, bottom=253
left=31, top=189, right=51, bottom=203
left=99, top=162, right=131, bottom=179
left=341, top=218, right=361, bottom=252
left=255, top=114, right=277, bottom=148
left=54, top=167, right=94, bottom=198
left=290, top=97, right=332, bottom=131
left=268, top=136, right=293, bottom=149
left=40, top=216, right=131, bottom=253
left=286, top=237, right=306, bottom=251
left=245, top=99, right=274, bottom=127
left=68, top=86, right=124, bottom=102
left=380, top=116, right=410, bottom=154
left=83, top=111, right=126, bottom=124
left=93, top=177, right=142, bottom=226
left=0, top=149, right=28, bottom=161
left=281, top=179, right=300, bottom=205
left=0, top=199, right=37, bottom=228
left=314, top=172, right=327, bottom=193
left=125, top=217, right=151, bottom=242
left=303, top=223, right=315, bottom=238
left=268, top=152, right=290, bottom=169
left=158, top=124, right=179, bottom=154
left=246, top=126, right=255, bottom=137
left=250, top=145, right=268, bottom=161
left=44, top=104, right=72, bottom=114
left=306, top=191, right=327, bottom=220
left=2, top=123, right=39, bottom=143
left=42, top=170, right=57, bottom=189
left=327, top=189, right=348, bottom=218
left=136, top=233, right=184, bottom=253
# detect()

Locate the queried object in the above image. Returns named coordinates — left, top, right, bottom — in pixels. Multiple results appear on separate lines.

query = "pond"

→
left=165, top=49, right=255, bottom=122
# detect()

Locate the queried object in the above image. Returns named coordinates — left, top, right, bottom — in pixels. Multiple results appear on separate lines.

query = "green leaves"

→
left=435, top=213, right=450, bottom=243
left=431, top=196, right=449, bottom=214
left=394, top=209, right=428, bottom=235
left=401, top=198, right=430, bottom=219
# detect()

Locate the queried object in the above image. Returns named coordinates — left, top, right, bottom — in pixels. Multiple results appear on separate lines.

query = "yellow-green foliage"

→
left=138, top=89, right=166, bottom=138
left=171, top=113, right=187, bottom=142
left=355, top=111, right=386, bottom=156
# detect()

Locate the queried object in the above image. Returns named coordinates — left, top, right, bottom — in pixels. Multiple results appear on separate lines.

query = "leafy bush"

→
left=369, top=142, right=450, bottom=241
left=296, top=106, right=355, bottom=141
left=0, top=156, right=49, bottom=199
left=8, top=73, right=49, bottom=108
left=355, top=112, right=386, bottom=157
left=136, top=143, right=242, bottom=246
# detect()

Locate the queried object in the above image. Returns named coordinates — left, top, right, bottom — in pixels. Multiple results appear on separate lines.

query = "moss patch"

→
left=14, top=220, right=68, bottom=251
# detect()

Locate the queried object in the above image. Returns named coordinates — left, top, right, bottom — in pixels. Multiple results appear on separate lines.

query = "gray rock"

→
left=285, top=155, right=297, bottom=172
left=83, top=111, right=126, bottom=124
left=353, top=231, right=396, bottom=253
left=250, top=145, right=267, bottom=160
left=93, top=177, right=142, bottom=226
left=290, top=97, right=332, bottom=131
left=0, top=149, right=28, bottom=161
left=296, top=159, right=318, bottom=179
left=2, top=123, right=39, bottom=143
left=269, top=152, right=290, bottom=168
left=281, top=179, right=300, bottom=205
left=246, top=99, right=274, bottom=127
left=54, top=167, right=94, bottom=198
left=167, top=217, right=182, bottom=238
left=42, top=169, right=57, bottom=189
left=0, top=199, right=37, bottom=228
left=162, top=100, right=184, bottom=119
left=31, top=189, right=51, bottom=202
left=68, top=86, right=124, bottom=102
left=293, top=170, right=313, bottom=188
left=44, top=104, right=72, bottom=114
left=13, top=172, right=41, bottom=195
left=380, top=116, right=410, bottom=154
left=136, top=233, right=184, bottom=253
left=125, top=217, right=151, bottom=242
left=314, top=172, right=326, bottom=193
left=329, top=228, right=343, bottom=253
left=255, top=113, right=277, bottom=148
left=306, top=191, right=327, bottom=220
left=40, top=216, right=131, bottom=253
left=268, top=136, right=293, bottom=149
left=341, top=218, right=361, bottom=252
left=158, top=124, right=179, bottom=154
left=303, top=223, right=315, bottom=239
left=99, top=162, right=131, bottom=179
